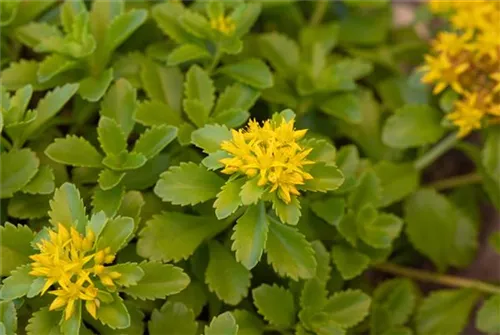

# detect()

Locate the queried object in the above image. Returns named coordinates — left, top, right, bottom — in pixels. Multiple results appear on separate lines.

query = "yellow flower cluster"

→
left=30, top=224, right=121, bottom=320
left=422, top=0, right=500, bottom=137
left=210, top=15, right=236, bottom=35
left=220, top=118, right=314, bottom=204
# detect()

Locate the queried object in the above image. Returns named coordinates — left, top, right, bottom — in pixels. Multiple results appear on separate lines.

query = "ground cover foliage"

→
left=0, top=0, right=499, bottom=334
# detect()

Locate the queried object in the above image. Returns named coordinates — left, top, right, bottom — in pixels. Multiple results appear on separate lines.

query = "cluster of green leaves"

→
left=1, top=1, right=499, bottom=335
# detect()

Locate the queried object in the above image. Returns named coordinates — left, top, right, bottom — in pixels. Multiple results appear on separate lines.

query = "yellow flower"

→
left=220, top=118, right=314, bottom=204
left=30, top=224, right=121, bottom=320
left=491, top=72, right=500, bottom=93
left=474, top=30, right=500, bottom=62
left=432, top=31, right=472, bottom=56
left=420, top=53, right=468, bottom=94
left=447, top=93, right=485, bottom=137
left=210, top=15, right=235, bottom=35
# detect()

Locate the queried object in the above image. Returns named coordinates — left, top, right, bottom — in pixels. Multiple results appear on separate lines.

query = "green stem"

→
left=375, top=262, right=500, bottom=295
left=427, top=172, right=482, bottom=190
left=1, top=137, right=13, bottom=150
left=309, top=0, right=328, bottom=26
left=414, top=132, right=459, bottom=171
left=207, top=47, right=221, bottom=75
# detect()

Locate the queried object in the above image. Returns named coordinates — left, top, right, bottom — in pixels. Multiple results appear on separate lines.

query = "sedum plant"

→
left=1, top=1, right=500, bottom=335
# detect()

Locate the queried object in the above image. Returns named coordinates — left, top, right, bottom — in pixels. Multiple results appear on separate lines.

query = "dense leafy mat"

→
left=1, top=1, right=499, bottom=334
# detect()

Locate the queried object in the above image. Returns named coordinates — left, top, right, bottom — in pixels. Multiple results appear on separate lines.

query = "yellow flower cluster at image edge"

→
left=220, top=117, right=314, bottom=204
left=30, top=224, right=120, bottom=320
left=422, top=0, right=500, bottom=137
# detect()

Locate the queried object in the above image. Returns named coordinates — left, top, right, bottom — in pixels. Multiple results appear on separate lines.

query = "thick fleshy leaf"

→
left=0, top=265, right=34, bottom=300
left=218, top=59, right=273, bottom=89
left=96, top=293, right=131, bottom=329
left=205, top=241, right=251, bottom=305
left=0, top=149, right=39, bottom=198
left=373, top=279, right=418, bottom=326
left=149, top=302, right=197, bottom=335
left=155, top=162, right=224, bottom=206
left=26, top=308, right=61, bottom=335
left=106, top=263, right=144, bottom=287
left=49, top=182, right=87, bottom=232
left=137, top=212, right=228, bottom=262
left=78, top=68, right=114, bottom=102
left=123, top=262, right=190, bottom=300
left=0, top=223, right=35, bottom=276
left=214, top=178, right=245, bottom=219
left=21, top=165, right=55, bottom=195
left=100, top=78, right=137, bottom=136
left=191, top=124, right=231, bottom=154
left=91, top=186, right=124, bottom=217
left=416, top=289, right=479, bottom=335
left=231, top=202, right=268, bottom=269
left=205, top=312, right=238, bottom=335
left=185, top=65, right=214, bottom=114
left=252, top=284, right=295, bottom=327
left=303, top=163, right=344, bottom=192
left=45, top=135, right=103, bottom=168
left=232, top=310, right=265, bottom=335
left=167, top=44, right=211, bottom=66
left=323, top=289, right=371, bottom=328
left=133, top=125, right=177, bottom=159
left=266, top=218, right=317, bottom=280
left=476, top=294, right=500, bottom=334
left=96, top=216, right=134, bottom=253
left=374, top=161, right=419, bottom=207
left=97, top=116, right=127, bottom=156
left=331, top=244, right=369, bottom=280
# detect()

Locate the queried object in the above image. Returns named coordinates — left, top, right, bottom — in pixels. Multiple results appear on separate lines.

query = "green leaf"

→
left=233, top=310, right=264, bottom=335
left=310, top=197, right=345, bottom=227
left=26, top=308, right=61, bottom=335
left=348, top=169, right=382, bottom=211
left=14, top=22, right=62, bottom=48
left=405, top=189, right=477, bottom=271
left=179, top=10, right=211, bottom=39
left=339, top=7, right=390, bottom=46
left=214, top=83, right=259, bottom=116
left=373, top=279, right=417, bottom=326
left=231, top=202, right=268, bottom=269
left=155, top=162, right=224, bottom=205
left=331, top=244, right=369, bottom=280
left=205, top=312, right=238, bottom=335
left=37, top=54, right=79, bottom=83
left=240, top=178, right=265, bottom=205
left=382, top=105, right=446, bottom=149
left=320, top=93, right=362, bottom=123
left=374, top=161, right=419, bottom=207
left=416, top=289, right=479, bottom=335
left=138, top=212, right=228, bottom=262
left=78, top=68, right=114, bottom=102
left=140, top=60, right=183, bottom=114
left=205, top=241, right=251, bottom=305
left=89, top=0, right=124, bottom=46
left=21, top=165, right=55, bottom=195
left=97, top=294, right=130, bottom=330
left=323, top=289, right=371, bottom=328
left=191, top=124, right=231, bottom=154
left=0, top=223, right=34, bottom=276
left=482, top=126, right=500, bottom=186
left=218, top=59, right=273, bottom=89
left=8, top=194, right=50, bottom=220
left=185, top=65, right=215, bottom=113
left=202, top=150, right=230, bottom=171
left=259, top=32, right=299, bottom=76
left=98, top=169, right=125, bottom=190
left=212, top=107, right=250, bottom=128
left=358, top=213, right=403, bottom=249
left=167, top=44, right=211, bottom=66
left=104, top=9, right=147, bottom=54
left=45, top=135, right=103, bottom=168
left=169, top=280, right=207, bottom=317
left=0, top=149, right=39, bottom=198
left=135, top=100, right=182, bottom=127
left=123, top=262, right=190, bottom=300
left=151, top=2, right=193, bottom=43
left=183, top=99, right=209, bottom=128
left=253, top=284, right=295, bottom=327
left=91, top=186, right=124, bottom=217
left=106, top=262, right=144, bottom=287
left=271, top=195, right=301, bottom=225
left=303, top=163, right=344, bottom=192
left=149, top=302, right=197, bottom=335
left=0, top=300, right=16, bottom=335
left=49, top=182, right=87, bottom=232
left=100, top=78, right=137, bottom=136
left=88, top=211, right=107, bottom=239
left=23, top=83, right=79, bottom=140
left=98, top=116, right=127, bottom=156
left=266, top=218, right=316, bottom=280
left=102, top=151, right=147, bottom=171
left=476, top=294, right=500, bottom=334
left=133, top=125, right=177, bottom=159
left=0, top=265, right=34, bottom=300
left=96, top=216, right=134, bottom=254
left=0, top=60, right=40, bottom=91
left=489, top=231, right=500, bottom=254
left=214, top=178, right=245, bottom=219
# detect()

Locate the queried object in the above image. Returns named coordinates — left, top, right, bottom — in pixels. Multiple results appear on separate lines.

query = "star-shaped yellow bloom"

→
left=447, top=93, right=485, bottom=138
left=220, top=117, right=314, bottom=204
